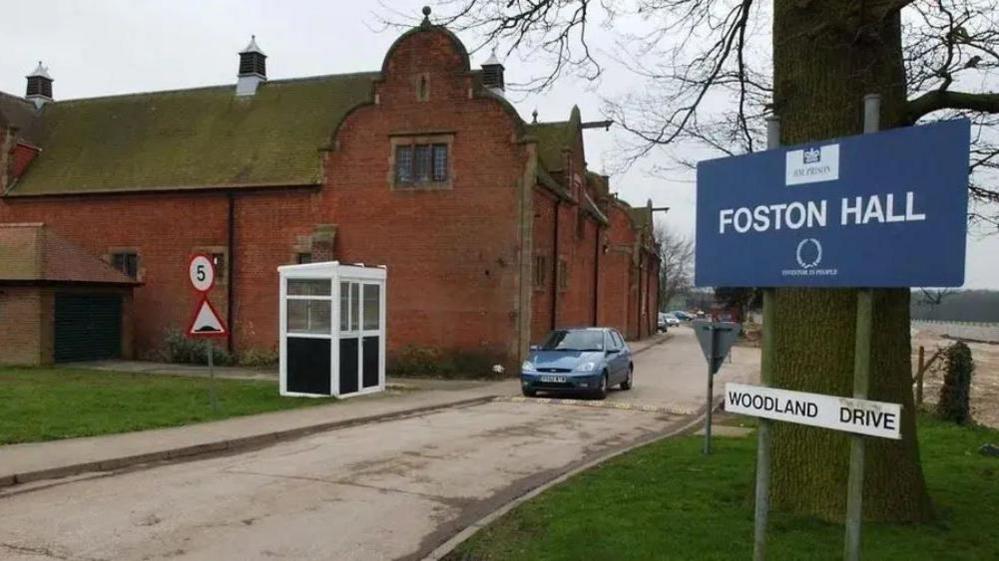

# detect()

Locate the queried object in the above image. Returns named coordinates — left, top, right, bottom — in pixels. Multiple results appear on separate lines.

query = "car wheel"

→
left=594, top=372, right=608, bottom=400
left=620, top=366, right=634, bottom=390
left=522, top=387, right=537, bottom=398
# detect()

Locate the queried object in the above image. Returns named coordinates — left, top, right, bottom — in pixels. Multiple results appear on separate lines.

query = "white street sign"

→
left=725, top=383, right=901, bottom=440
left=189, top=255, right=215, bottom=293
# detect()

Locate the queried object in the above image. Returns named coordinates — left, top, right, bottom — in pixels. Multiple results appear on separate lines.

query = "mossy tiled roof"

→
left=629, top=207, right=652, bottom=231
left=527, top=121, right=571, bottom=172
left=0, top=223, right=137, bottom=284
left=8, top=73, right=378, bottom=196
left=0, top=92, right=41, bottom=144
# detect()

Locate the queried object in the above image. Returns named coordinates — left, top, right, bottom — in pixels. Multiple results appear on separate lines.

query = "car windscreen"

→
left=540, top=330, right=605, bottom=352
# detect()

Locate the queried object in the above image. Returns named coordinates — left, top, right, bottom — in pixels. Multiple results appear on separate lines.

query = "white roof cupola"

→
left=481, top=48, right=505, bottom=95
left=236, top=35, right=267, bottom=96
left=26, top=61, right=54, bottom=109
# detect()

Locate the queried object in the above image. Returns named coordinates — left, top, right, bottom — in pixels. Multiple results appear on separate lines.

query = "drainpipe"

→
left=227, top=192, right=236, bottom=354
left=551, top=199, right=560, bottom=331
left=592, top=226, right=601, bottom=326
left=636, top=251, right=643, bottom=338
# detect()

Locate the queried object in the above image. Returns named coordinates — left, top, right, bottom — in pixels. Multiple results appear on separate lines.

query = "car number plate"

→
left=540, top=375, right=567, bottom=383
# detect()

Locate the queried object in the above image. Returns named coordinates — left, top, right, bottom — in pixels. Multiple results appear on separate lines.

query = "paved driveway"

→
left=607, top=326, right=760, bottom=411
left=0, top=329, right=759, bottom=561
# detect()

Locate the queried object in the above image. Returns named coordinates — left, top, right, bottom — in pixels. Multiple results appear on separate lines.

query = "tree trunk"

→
left=769, top=0, right=934, bottom=522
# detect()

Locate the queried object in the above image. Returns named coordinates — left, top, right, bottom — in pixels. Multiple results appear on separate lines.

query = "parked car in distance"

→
left=521, top=327, right=633, bottom=399
left=670, top=310, right=693, bottom=321
left=657, top=312, right=679, bottom=331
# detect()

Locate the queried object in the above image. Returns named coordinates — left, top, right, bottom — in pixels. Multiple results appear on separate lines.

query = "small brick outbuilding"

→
left=0, top=223, right=138, bottom=365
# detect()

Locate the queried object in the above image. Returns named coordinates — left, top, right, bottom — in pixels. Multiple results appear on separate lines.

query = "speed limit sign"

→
left=189, top=254, right=216, bottom=293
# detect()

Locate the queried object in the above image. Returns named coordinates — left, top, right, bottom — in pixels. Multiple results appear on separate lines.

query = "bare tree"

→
left=654, top=223, right=694, bottom=309
left=404, top=0, right=999, bottom=227
left=918, top=288, right=958, bottom=306
left=391, top=0, right=999, bottom=523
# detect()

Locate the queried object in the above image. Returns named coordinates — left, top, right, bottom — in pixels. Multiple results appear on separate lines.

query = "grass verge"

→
left=448, top=417, right=999, bottom=561
left=0, top=367, right=333, bottom=445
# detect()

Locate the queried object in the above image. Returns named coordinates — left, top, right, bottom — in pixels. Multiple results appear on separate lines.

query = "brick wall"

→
left=559, top=207, right=598, bottom=328
left=0, top=286, right=43, bottom=365
left=320, top=26, right=529, bottom=369
left=601, top=204, right=636, bottom=336
left=531, top=189, right=557, bottom=342
left=0, top=191, right=319, bottom=357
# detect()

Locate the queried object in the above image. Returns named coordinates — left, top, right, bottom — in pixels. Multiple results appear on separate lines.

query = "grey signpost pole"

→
left=207, top=341, right=218, bottom=413
left=704, top=325, right=716, bottom=455
left=844, top=93, right=880, bottom=561
left=753, top=115, right=780, bottom=561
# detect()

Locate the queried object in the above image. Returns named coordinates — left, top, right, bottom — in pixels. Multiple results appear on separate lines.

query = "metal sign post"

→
left=206, top=340, right=218, bottom=413
left=705, top=326, right=716, bottom=455
left=843, top=94, right=881, bottom=561
left=692, top=320, right=741, bottom=455
left=754, top=115, right=781, bottom=561
left=187, top=254, right=228, bottom=415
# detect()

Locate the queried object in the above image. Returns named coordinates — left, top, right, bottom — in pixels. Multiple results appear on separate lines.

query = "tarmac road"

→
left=0, top=328, right=758, bottom=561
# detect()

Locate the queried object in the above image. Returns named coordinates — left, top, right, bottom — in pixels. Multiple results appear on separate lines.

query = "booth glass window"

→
left=340, top=282, right=351, bottom=331
left=340, top=282, right=361, bottom=331
left=288, top=279, right=331, bottom=296
left=363, top=285, right=380, bottom=330
left=351, top=283, right=360, bottom=330
left=286, top=278, right=332, bottom=335
left=287, top=300, right=331, bottom=334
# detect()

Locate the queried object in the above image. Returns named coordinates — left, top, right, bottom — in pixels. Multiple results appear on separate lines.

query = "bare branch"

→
left=907, top=90, right=999, bottom=121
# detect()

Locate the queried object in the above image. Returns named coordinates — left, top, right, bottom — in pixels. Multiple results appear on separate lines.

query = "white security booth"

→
left=278, top=262, right=387, bottom=398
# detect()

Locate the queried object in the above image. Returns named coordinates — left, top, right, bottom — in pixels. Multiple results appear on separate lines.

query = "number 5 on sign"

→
left=189, top=254, right=216, bottom=293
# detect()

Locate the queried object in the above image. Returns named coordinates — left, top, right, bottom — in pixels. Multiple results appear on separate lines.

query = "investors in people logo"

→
left=796, top=238, right=822, bottom=269
left=782, top=237, right=838, bottom=277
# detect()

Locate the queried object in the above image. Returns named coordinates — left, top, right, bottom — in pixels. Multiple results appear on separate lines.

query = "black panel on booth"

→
left=287, top=337, right=331, bottom=394
left=363, top=336, right=379, bottom=388
left=339, top=338, right=359, bottom=394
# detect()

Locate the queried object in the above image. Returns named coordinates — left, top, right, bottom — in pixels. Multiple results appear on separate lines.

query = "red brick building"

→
left=0, top=15, right=659, bottom=368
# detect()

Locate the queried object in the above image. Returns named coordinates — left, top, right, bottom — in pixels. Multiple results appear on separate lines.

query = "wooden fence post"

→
left=917, top=346, right=925, bottom=406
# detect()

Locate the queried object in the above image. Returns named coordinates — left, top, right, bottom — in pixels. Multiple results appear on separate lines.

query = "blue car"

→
left=521, top=327, right=633, bottom=399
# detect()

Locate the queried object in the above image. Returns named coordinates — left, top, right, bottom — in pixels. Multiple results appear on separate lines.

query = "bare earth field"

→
left=911, top=328, right=999, bottom=429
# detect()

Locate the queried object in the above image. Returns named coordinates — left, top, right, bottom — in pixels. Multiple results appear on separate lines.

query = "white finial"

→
left=27, top=61, right=52, bottom=80
left=241, top=35, right=266, bottom=56
left=483, top=47, right=502, bottom=67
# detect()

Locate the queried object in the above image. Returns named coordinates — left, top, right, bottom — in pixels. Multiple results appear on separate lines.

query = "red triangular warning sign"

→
left=187, top=298, right=228, bottom=337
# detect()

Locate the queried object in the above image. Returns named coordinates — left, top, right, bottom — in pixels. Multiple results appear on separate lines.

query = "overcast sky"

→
left=2, top=1, right=996, bottom=289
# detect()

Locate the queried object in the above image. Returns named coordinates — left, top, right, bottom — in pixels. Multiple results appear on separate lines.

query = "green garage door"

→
left=54, top=294, right=122, bottom=362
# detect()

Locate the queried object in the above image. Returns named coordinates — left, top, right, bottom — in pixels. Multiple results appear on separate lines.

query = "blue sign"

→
left=695, top=119, right=970, bottom=288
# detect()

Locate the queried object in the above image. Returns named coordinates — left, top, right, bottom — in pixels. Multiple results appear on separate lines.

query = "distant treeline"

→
left=911, top=290, right=999, bottom=322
